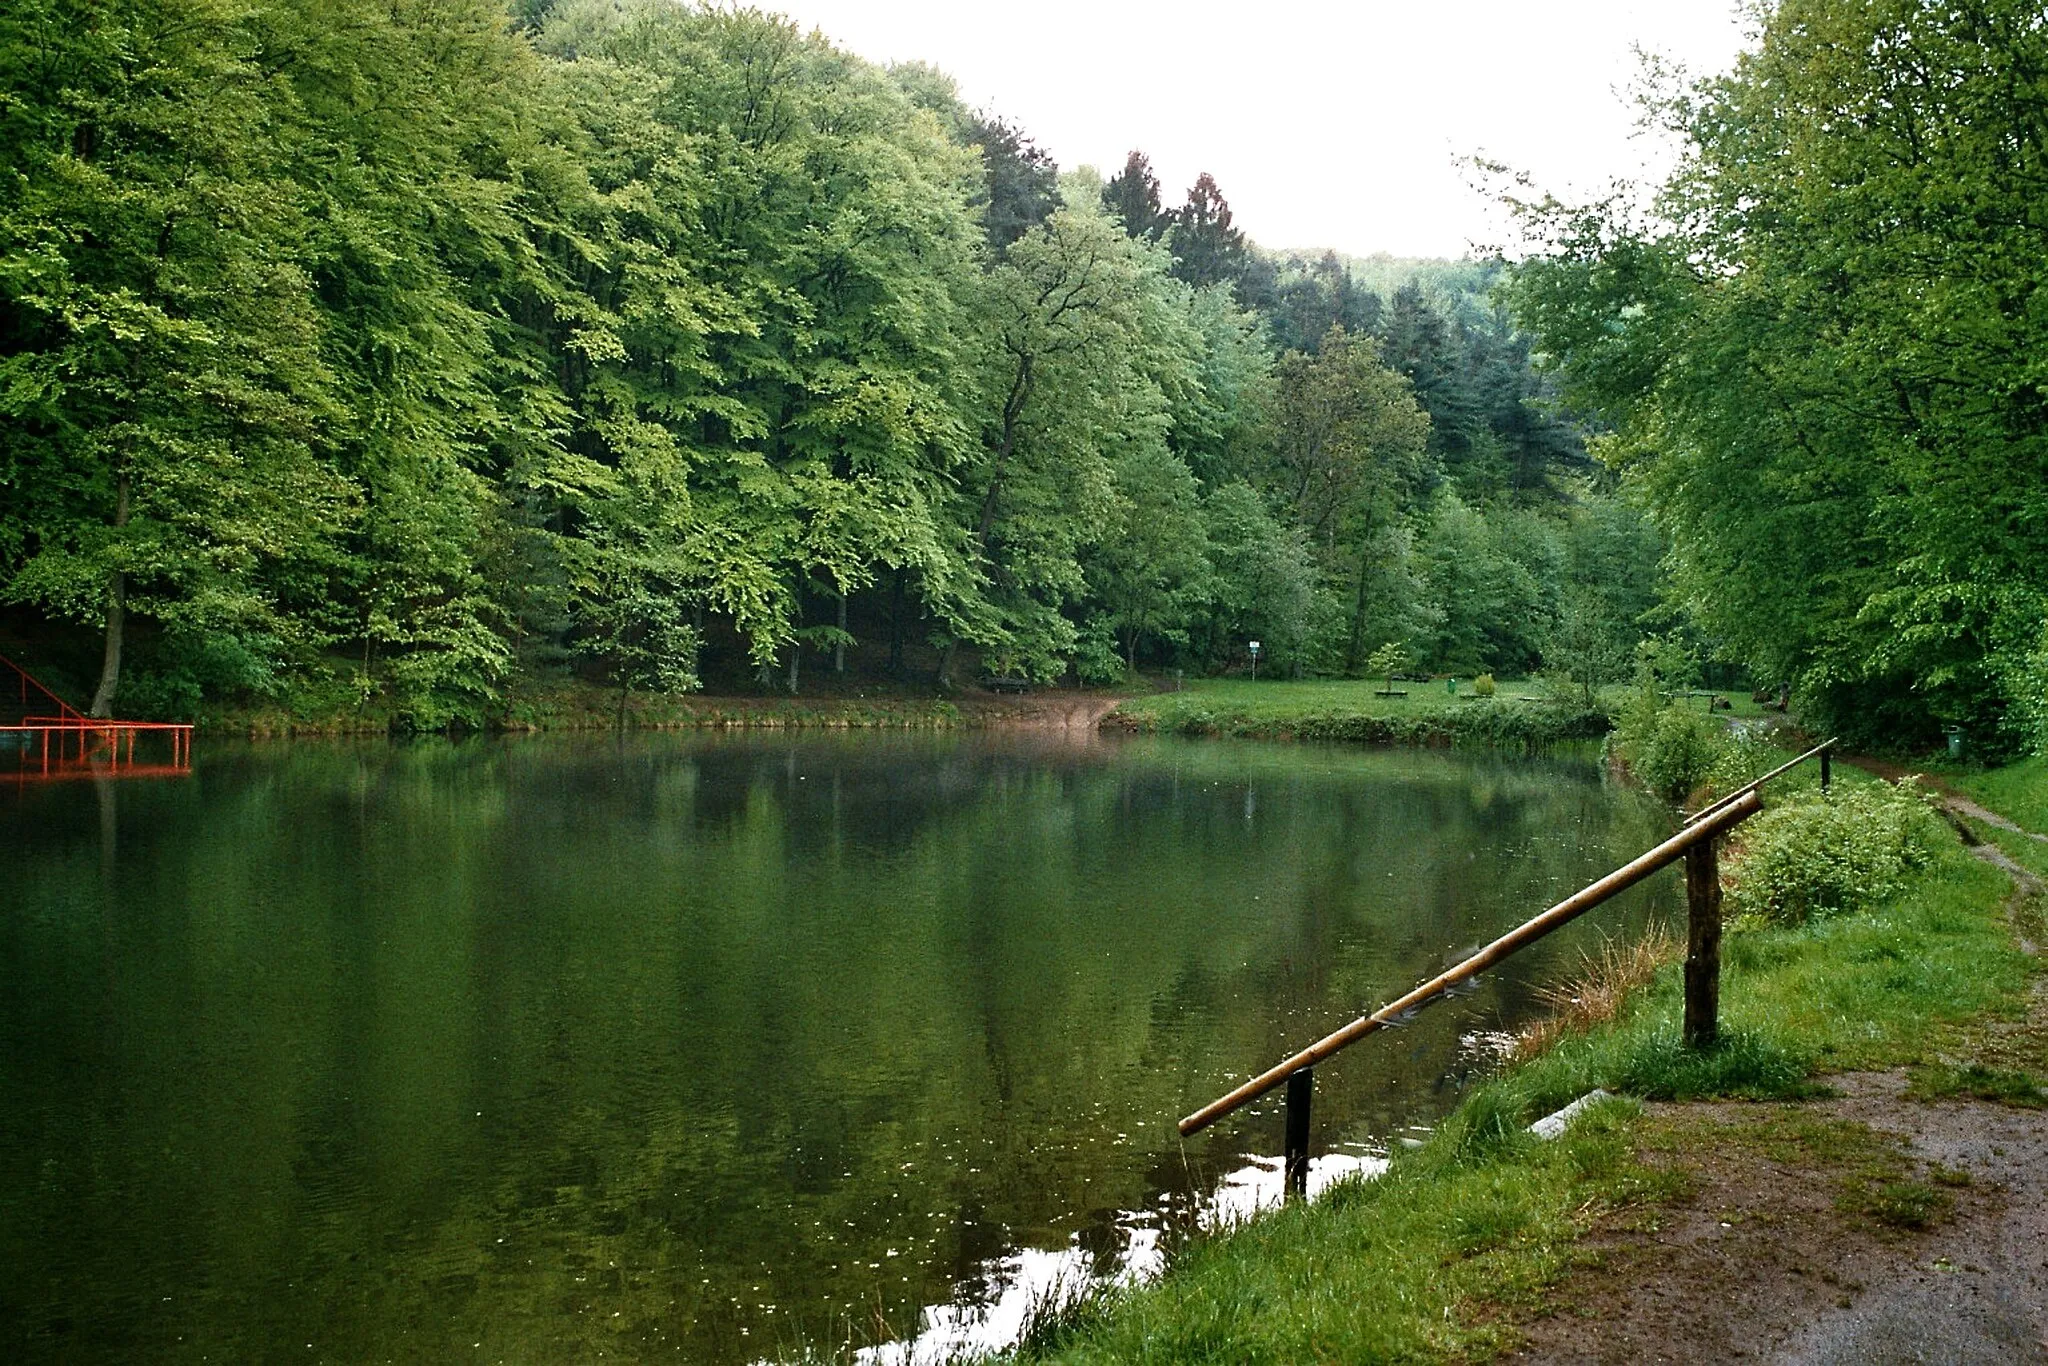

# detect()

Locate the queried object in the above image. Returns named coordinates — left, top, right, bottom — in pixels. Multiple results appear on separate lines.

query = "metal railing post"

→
left=1283, top=1068, right=1312, bottom=1200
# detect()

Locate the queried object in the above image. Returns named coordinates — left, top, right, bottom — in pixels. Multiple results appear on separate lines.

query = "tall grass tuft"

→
left=1009, top=1268, right=1120, bottom=1359
left=1515, top=927, right=1681, bottom=1061
left=1603, top=1026, right=1823, bottom=1100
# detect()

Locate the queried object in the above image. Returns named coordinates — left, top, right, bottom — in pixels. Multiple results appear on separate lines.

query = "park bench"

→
left=984, top=677, right=1032, bottom=695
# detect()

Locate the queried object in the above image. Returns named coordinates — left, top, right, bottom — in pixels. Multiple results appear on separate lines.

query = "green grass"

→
left=1111, top=678, right=1610, bottom=749
left=1907, top=1063, right=2046, bottom=1108
left=988, top=823, right=2033, bottom=1365
left=1950, top=755, right=2048, bottom=833
left=1001, top=1098, right=1672, bottom=1364
left=1966, top=817, right=2048, bottom=883
left=1124, top=677, right=1552, bottom=715
left=200, top=678, right=975, bottom=736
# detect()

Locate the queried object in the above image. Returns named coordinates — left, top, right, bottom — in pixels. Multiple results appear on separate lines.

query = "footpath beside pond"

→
left=972, top=746, right=2048, bottom=1365
left=1495, top=782, right=2048, bottom=1365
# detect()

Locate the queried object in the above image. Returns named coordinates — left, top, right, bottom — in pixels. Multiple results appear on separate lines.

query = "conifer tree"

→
left=1168, top=172, right=1246, bottom=288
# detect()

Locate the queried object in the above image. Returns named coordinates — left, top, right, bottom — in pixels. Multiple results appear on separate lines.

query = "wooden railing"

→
left=1681, top=738, right=1834, bottom=828
left=1179, top=740, right=1837, bottom=1198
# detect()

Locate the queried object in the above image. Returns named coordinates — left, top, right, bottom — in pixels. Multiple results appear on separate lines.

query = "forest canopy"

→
left=1505, top=0, right=2048, bottom=756
left=1, top=0, right=1657, bottom=726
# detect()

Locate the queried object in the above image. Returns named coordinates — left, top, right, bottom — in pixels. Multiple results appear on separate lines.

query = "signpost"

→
left=1249, top=640, right=1261, bottom=681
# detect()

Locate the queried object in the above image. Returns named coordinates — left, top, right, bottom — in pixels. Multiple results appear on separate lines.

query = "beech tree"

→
left=1507, top=0, right=2048, bottom=751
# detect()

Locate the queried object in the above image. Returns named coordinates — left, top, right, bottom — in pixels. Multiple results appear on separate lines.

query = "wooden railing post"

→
left=1684, top=835, right=1722, bottom=1048
left=1283, top=1067, right=1312, bottom=1200
left=1820, top=748, right=1831, bottom=792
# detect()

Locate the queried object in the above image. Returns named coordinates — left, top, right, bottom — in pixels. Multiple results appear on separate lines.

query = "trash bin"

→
left=1446, top=677, right=1458, bottom=695
left=1944, top=727, right=1964, bottom=759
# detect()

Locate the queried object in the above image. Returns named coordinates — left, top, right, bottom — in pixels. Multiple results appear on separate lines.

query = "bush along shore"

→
left=192, top=679, right=1134, bottom=738
left=201, top=686, right=975, bottom=739
left=914, top=748, right=2046, bottom=1365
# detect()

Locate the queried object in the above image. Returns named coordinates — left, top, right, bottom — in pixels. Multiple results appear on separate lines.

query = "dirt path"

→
left=1837, top=752, right=2048, bottom=846
left=1504, top=1071, right=2048, bottom=1365
left=1506, top=807, right=2048, bottom=1364
left=956, top=690, right=1127, bottom=730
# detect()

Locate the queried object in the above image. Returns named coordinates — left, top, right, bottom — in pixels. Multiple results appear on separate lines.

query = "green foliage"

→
left=0, top=0, right=1660, bottom=723
left=1611, top=696, right=1730, bottom=803
left=1165, top=172, right=1244, bottom=288
left=1725, top=779, right=1947, bottom=925
left=1099, top=150, right=1168, bottom=242
left=1364, top=640, right=1408, bottom=687
left=1506, top=0, right=2048, bottom=755
left=1473, top=671, right=1496, bottom=697
left=1115, top=681, right=1609, bottom=750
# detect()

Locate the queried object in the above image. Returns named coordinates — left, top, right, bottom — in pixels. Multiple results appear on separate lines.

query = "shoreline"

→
left=947, top=747, right=2048, bottom=1365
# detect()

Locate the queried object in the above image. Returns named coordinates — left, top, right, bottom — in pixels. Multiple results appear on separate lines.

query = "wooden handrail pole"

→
left=1683, top=834, right=1723, bottom=1048
left=1178, top=790, right=1762, bottom=1137
left=1283, top=1068, right=1312, bottom=1200
left=1683, top=739, right=1834, bottom=827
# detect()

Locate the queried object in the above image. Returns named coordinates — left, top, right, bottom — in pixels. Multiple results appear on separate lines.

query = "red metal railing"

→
left=1, top=653, right=194, bottom=784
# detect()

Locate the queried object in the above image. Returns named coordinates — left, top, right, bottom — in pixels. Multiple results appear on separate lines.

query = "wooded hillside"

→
left=1, top=0, right=1656, bottom=725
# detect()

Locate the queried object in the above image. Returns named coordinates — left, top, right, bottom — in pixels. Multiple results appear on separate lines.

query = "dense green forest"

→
left=1506, top=0, right=2048, bottom=757
left=0, top=0, right=1659, bottom=726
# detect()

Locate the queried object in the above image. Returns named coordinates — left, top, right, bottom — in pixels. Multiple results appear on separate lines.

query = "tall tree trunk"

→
left=786, top=644, right=799, bottom=694
left=888, top=568, right=905, bottom=677
left=617, top=679, right=631, bottom=730
left=1343, top=539, right=1373, bottom=677
left=934, top=638, right=955, bottom=692
left=89, top=472, right=131, bottom=718
left=834, top=590, right=847, bottom=673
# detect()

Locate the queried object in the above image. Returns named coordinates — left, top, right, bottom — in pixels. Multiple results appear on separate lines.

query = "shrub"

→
left=1612, top=696, right=1732, bottom=802
left=1473, top=672, right=1497, bottom=697
left=1725, top=778, right=1946, bottom=924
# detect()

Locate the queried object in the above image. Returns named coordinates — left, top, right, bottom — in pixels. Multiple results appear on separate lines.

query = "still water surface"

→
left=0, top=732, right=1676, bottom=1363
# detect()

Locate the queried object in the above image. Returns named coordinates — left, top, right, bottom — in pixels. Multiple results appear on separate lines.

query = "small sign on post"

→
left=1249, top=640, right=1261, bottom=681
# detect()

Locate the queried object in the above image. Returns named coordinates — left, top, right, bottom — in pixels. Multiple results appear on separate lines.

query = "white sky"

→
left=758, top=1, right=1756, bottom=258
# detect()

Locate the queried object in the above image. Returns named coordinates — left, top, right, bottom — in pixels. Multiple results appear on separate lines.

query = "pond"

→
left=0, top=732, right=1677, bottom=1363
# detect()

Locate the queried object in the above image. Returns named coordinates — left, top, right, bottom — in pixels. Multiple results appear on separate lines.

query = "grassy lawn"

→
left=1109, top=678, right=1614, bottom=749
left=1123, top=677, right=1552, bottom=716
left=967, top=750, right=2044, bottom=1365
left=1116, top=676, right=1769, bottom=733
left=1951, top=755, right=2048, bottom=834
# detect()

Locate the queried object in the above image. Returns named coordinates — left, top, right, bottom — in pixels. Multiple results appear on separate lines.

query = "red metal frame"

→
left=1, top=652, right=194, bottom=786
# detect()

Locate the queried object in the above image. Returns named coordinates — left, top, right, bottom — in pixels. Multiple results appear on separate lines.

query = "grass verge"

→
left=1109, top=679, right=1610, bottom=750
left=198, top=680, right=982, bottom=736
left=1950, top=755, right=2048, bottom=834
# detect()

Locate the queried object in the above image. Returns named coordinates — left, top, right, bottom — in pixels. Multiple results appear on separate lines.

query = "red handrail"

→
left=1, top=652, right=89, bottom=722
